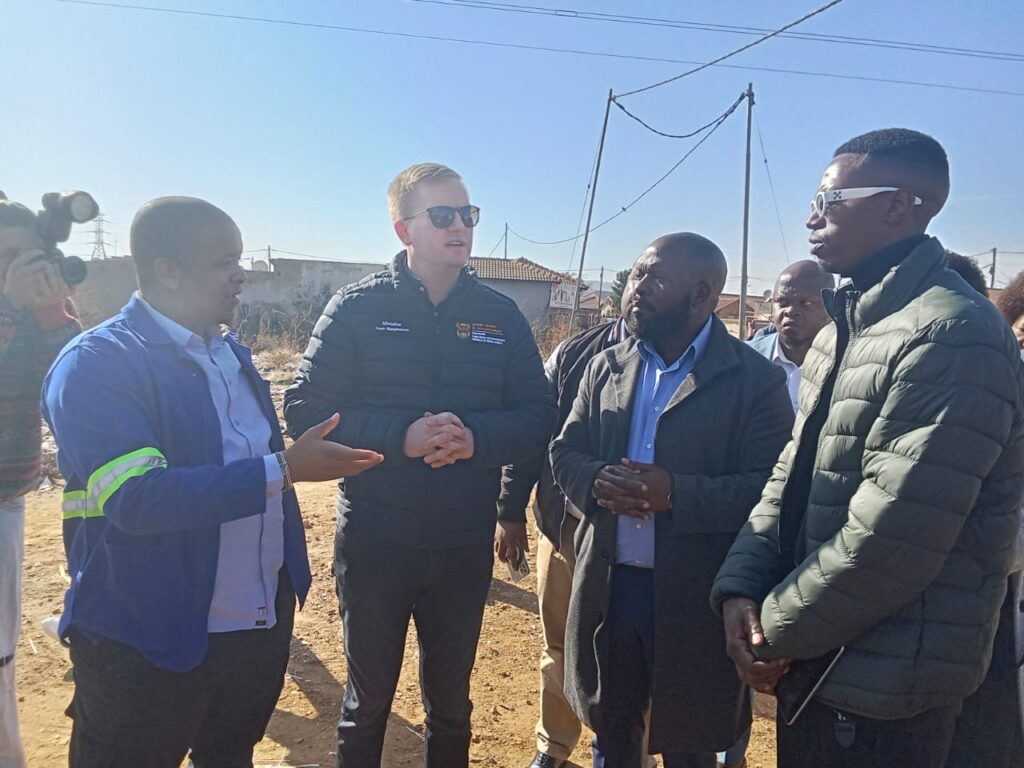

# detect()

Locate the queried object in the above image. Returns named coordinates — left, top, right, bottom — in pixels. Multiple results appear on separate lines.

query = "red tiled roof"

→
left=469, top=256, right=570, bottom=283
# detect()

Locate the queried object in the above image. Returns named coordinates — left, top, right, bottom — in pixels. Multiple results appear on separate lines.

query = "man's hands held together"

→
left=591, top=458, right=791, bottom=694
left=722, top=597, right=790, bottom=694
left=404, top=411, right=475, bottom=469
left=592, top=457, right=672, bottom=520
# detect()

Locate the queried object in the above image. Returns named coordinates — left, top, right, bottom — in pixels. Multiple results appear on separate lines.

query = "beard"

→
left=626, top=303, right=691, bottom=342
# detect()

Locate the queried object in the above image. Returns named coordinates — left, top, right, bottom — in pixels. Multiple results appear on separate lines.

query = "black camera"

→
left=35, top=191, right=99, bottom=286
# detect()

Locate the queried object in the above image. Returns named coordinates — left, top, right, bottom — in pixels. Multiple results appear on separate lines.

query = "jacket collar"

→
left=122, top=292, right=254, bottom=366
left=122, top=293, right=179, bottom=347
left=604, top=315, right=740, bottom=420
left=846, top=234, right=929, bottom=293
left=851, top=236, right=946, bottom=328
left=391, top=250, right=475, bottom=302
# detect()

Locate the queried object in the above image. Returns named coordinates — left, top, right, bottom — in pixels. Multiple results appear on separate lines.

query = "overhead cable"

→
left=53, top=1, right=1024, bottom=97
left=754, top=114, right=791, bottom=263
left=614, top=0, right=847, bottom=99
left=510, top=102, right=736, bottom=246
left=415, top=1, right=1024, bottom=63
left=611, top=92, right=745, bottom=139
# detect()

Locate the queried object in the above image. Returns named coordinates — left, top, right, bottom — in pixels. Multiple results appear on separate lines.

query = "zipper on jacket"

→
left=797, top=290, right=858, bottom=559
left=431, top=308, right=442, bottom=412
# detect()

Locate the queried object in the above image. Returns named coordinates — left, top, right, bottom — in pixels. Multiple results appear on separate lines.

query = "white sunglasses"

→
left=811, top=187, right=923, bottom=217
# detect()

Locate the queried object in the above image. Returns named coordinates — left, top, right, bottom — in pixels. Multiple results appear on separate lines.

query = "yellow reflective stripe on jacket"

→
left=61, top=490, right=102, bottom=520
left=85, top=447, right=168, bottom=515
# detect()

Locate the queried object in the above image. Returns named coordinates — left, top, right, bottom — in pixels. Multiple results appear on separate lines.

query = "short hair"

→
left=945, top=251, right=988, bottom=297
left=387, top=163, right=462, bottom=222
left=997, top=271, right=1024, bottom=325
left=833, top=128, right=949, bottom=203
left=130, top=196, right=235, bottom=288
left=0, top=200, right=37, bottom=230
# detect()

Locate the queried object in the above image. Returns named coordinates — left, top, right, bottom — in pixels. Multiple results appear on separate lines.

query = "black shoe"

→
left=529, top=753, right=566, bottom=768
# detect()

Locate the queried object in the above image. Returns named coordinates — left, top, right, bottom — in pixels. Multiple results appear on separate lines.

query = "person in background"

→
left=945, top=251, right=989, bottom=296
left=999, top=271, right=1024, bottom=349
left=945, top=271, right=1024, bottom=768
left=748, top=261, right=834, bottom=410
left=0, top=197, right=82, bottom=768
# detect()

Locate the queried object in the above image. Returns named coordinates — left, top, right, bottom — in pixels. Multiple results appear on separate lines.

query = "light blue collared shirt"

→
left=137, top=295, right=285, bottom=632
left=616, top=317, right=713, bottom=568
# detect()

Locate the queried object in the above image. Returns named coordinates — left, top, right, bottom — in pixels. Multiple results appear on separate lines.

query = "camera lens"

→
left=59, top=256, right=88, bottom=286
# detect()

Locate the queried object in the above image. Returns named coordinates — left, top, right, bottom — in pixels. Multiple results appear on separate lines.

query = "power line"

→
left=510, top=101, right=737, bottom=246
left=416, top=1, right=1024, bottom=63
left=612, top=92, right=745, bottom=139
left=754, top=113, right=790, bottom=263
left=52, top=1, right=1024, bottom=98
left=615, top=0, right=846, bottom=98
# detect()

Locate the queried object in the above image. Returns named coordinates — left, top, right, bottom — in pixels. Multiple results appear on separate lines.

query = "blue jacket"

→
left=42, top=295, right=311, bottom=672
left=745, top=331, right=776, bottom=360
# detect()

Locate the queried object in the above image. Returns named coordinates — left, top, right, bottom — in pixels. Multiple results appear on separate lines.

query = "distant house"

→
left=715, top=293, right=772, bottom=339
left=468, top=256, right=597, bottom=327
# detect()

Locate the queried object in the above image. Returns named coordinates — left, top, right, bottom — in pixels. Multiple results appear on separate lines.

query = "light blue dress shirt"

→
left=137, top=296, right=285, bottom=632
left=616, top=317, right=713, bottom=568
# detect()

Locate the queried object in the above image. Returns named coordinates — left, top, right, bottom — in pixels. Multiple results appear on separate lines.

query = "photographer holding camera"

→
left=0, top=195, right=82, bottom=768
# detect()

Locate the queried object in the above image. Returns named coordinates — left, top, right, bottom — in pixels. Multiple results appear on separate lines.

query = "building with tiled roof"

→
left=467, top=256, right=570, bottom=283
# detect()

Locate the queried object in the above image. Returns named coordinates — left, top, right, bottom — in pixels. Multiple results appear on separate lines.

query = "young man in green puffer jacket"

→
left=711, top=128, right=1024, bottom=768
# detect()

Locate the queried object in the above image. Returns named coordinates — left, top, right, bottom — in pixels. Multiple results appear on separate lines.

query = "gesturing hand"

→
left=722, top=597, right=790, bottom=694
left=284, top=413, right=384, bottom=481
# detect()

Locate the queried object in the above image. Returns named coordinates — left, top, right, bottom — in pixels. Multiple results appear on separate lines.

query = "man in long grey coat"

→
left=550, top=233, right=793, bottom=767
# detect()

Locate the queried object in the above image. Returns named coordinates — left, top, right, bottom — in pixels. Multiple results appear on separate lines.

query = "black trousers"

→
left=67, top=572, right=295, bottom=768
left=777, top=698, right=961, bottom=768
left=592, top=566, right=715, bottom=768
left=334, top=533, right=494, bottom=768
left=946, top=581, right=1024, bottom=768
left=946, top=671, right=1024, bottom=768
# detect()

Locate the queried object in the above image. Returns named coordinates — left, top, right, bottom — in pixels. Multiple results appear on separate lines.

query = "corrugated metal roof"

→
left=469, top=256, right=570, bottom=283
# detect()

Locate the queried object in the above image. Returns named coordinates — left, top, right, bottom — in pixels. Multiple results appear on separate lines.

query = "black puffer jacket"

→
left=284, top=252, right=556, bottom=548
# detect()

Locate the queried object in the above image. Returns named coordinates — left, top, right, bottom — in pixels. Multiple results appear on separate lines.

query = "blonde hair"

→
left=387, top=163, right=463, bottom=222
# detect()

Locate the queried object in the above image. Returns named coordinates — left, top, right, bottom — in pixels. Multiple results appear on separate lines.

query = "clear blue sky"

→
left=3, top=0, right=1023, bottom=295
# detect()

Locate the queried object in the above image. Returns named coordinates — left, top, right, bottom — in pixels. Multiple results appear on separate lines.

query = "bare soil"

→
left=16, top=351, right=778, bottom=767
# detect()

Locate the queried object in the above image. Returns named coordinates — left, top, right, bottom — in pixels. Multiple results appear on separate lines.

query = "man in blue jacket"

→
left=43, top=196, right=383, bottom=768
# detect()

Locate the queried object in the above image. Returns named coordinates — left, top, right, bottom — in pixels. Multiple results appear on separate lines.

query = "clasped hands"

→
left=592, top=458, right=672, bottom=520
left=404, top=411, right=475, bottom=468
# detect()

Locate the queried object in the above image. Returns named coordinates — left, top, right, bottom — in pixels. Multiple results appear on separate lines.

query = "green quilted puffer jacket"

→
left=712, top=237, right=1024, bottom=720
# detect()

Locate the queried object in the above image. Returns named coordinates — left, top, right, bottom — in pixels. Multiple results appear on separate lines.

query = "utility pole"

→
left=504, top=222, right=509, bottom=260
left=568, top=88, right=613, bottom=335
left=738, top=83, right=754, bottom=339
left=598, top=266, right=605, bottom=317
left=990, top=247, right=997, bottom=289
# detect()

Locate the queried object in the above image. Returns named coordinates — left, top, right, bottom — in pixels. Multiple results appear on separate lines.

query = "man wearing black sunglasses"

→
left=713, top=129, right=1024, bottom=768
left=284, top=163, right=556, bottom=768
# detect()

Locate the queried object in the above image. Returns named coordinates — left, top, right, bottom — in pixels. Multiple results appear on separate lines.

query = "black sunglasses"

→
left=403, top=204, right=480, bottom=229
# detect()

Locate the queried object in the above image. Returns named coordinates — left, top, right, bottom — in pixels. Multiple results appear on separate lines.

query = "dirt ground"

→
left=15, top=352, right=778, bottom=767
